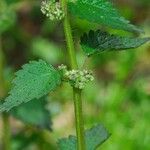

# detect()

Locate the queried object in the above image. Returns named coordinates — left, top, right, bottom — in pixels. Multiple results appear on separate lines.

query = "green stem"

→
left=61, top=0, right=78, bottom=69
left=73, top=88, right=86, bottom=150
left=0, top=38, right=11, bottom=150
left=61, top=0, right=86, bottom=150
left=2, top=113, right=11, bottom=150
left=0, top=38, right=5, bottom=98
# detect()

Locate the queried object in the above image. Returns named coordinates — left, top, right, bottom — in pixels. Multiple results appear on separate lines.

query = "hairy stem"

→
left=61, top=0, right=86, bottom=149
left=0, top=38, right=11, bottom=150
left=73, top=88, right=86, bottom=150
left=61, top=0, right=78, bottom=69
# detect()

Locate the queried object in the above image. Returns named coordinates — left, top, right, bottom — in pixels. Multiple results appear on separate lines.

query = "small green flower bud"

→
left=41, top=0, right=65, bottom=21
left=64, top=69, right=94, bottom=89
left=58, top=64, right=67, bottom=70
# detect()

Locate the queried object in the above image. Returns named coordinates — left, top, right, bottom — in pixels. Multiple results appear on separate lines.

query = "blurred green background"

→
left=0, top=0, right=150, bottom=150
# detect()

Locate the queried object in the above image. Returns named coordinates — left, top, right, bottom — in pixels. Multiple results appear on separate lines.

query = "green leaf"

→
left=0, top=60, right=61, bottom=112
left=81, top=30, right=150, bottom=56
left=58, top=124, right=110, bottom=150
left=58, top=136, right=77, bottom=150
left=68, top=0, right=142, bottom=33
left=85, top=124, right=110, bottom=149
left=0, top=9, right=16, bottom=34
left=11, top=97, right=52, bottom=130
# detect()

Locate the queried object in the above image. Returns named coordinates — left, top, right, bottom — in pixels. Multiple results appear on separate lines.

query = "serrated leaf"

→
left=0, top=9, right=16, bottom=34
left=58, top=136, right=77, bottom=150
left=68, top=0, right=142, bottom=33
left=85, top=124, right=110, bottom=149
left=58, top=124, right=110, bottom=150
left=81, top=30, right=150, bottom=56
left=0, top=60, right=61, bottom=112
left=11, top=97, right=52, bottom=130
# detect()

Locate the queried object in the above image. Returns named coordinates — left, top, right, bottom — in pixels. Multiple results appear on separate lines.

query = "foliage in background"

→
left=0, top=0, right=150, bottom=150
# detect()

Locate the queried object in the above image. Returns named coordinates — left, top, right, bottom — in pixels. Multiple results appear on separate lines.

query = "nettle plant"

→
left=0, top=0, right=150, bottom=150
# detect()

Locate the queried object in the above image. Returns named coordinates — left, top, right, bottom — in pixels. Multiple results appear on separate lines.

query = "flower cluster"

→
left=58, top=64, right=94, bottom=89
left=58, top=64, right=67, bottom=71
left=65, top=69, right=94, bottom=89
left=41, top=0, right=64, bottom=21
